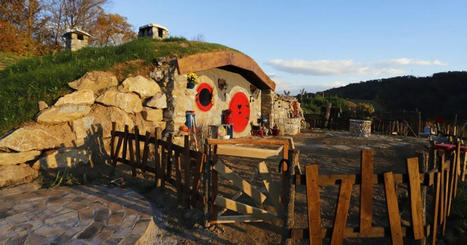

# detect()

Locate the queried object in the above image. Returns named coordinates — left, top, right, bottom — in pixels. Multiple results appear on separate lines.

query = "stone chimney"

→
left=138, top=24, right=169, bottom=40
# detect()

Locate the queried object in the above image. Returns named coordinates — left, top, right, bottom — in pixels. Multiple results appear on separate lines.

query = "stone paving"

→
left=0, top=184, right=157, bottom=244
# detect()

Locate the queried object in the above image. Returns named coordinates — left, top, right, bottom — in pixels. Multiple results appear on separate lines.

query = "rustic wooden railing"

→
left=288, top=146, right=467, bottom=245
left=110, top=123, right=206, bottom=208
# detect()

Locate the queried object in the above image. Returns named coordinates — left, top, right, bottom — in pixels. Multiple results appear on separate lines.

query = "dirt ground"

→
left=138, top=129, right=435, bottom=245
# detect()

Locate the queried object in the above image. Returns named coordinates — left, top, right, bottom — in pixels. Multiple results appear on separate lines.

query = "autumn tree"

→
left=91, top=13, right=136, bottom=47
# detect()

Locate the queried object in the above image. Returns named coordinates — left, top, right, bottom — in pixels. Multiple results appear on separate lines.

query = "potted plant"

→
left=187, top=72, right=199, bottom=89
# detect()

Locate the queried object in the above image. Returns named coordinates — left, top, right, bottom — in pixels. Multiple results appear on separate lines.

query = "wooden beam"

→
left=330, top=177, right=353, bottom=245
left=360, top=150, right=374, bottom=234
left=214, top=195, right=278, bottom=221
left=407, top=157, right=425, bottom=239
left=384, top=172, right=403, bottom=245
left=212, top=215, right=263, bottom=224
left=258, top=161, right=281, bottom=208
left=213, top=160, right=267, bottom=205
left=305, top=165, right=323, bottom=245
left=432, top=172, right=441, bottom=245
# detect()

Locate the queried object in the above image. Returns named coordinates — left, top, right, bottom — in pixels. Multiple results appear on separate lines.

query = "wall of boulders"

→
left=270, top=94, right=304, bottom=135
left=0, top=68, right=167, bottom=187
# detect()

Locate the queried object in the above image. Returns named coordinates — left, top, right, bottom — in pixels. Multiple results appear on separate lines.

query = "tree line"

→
left=0, top=0, right=135, bottom=55
left=324, top=71, right=467, bottom=122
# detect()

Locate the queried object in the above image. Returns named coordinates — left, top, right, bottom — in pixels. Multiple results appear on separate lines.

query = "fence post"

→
left=418, top=151, right=429, bottom=245
left=184, top=135, right=191, bottom=207
left=154, top=127, right=161, bottom=187
left=285, top=150, right=299, bottom=243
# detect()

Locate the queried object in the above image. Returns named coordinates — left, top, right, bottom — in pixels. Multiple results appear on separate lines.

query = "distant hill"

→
left=324, top=72, right=467, bottom=121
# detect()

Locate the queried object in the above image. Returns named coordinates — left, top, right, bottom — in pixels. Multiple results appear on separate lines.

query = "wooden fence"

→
left=109, top=123, right=206, bottom=208
left=287, top=146, right=467, bottom=245
left=205, top=138, right=293, bottom=225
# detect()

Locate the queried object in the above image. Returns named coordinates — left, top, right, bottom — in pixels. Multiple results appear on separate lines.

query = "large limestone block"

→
left=145, top=92, right=167, bottom=109
left=0, top=151, right=41, bottom=166
left=68, top=71, right=118, bottom=93
left=118, top=75, right=161, bottom=98
left=80, top=104, right=134, bottom=139
left=36, top=105, right=92, bottom=124
left=142, top=108, right=163, bottom=122
left=55, top=89, right=95, bottom=106
left=34, top=148, right=91, bottom=169
left=96, top=89, right=143, bottom=113
left=0, top=124, right=75, bottom=152
left=0, top=164, right=39, bottom=187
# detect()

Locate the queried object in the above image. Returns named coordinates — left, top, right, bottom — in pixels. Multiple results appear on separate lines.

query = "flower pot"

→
left=187, top=82, right=195, bottom=89
left=349, top=119, right=372, bottom=137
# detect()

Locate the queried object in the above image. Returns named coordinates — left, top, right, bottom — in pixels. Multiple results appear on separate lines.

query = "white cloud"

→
left=377, top=58, right=448, bottom=66
left=267, top=57, right=446, bottom=76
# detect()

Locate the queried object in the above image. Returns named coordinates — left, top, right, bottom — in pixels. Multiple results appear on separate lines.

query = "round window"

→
left=196, top=83, right=214, bottom=111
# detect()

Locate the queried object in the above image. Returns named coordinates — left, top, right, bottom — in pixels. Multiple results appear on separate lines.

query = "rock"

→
left=0, top=164, right=39, bottom=187
left=150, top=70, right=165, bottom=82
left=118, top=75, right=161, bottom=98
left=68, top=71, right=118, bottom=94
left=0, top=151, right=42, bottom=166
left=34, top=148, right=90, bottom=169
left=83, top=104, right=134, bottom=139
left=96, top=89, right=143, bottom=113
left=0, top=123, right=75, bottom=152
left=38, top=101, right=48, bottom=111
left=71, top=116, right=95, bottom=145
left=145, top=93, right=167, bottom=109
left=36, top=105, right=92, bottom=124
left=55, top=89, right=95, bottom=106
left=142, top=108, right=163, bottom=122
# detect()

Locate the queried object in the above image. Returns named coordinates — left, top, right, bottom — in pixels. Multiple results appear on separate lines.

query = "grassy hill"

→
left=324, top=72, right=467, bottom=122
left=0, top=38, right=235, bottom=136
left=0, top=53, right=23, bottom=70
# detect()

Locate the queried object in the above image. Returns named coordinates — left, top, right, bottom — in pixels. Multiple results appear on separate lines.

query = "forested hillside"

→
left=324, top=72, right=467, bottom=121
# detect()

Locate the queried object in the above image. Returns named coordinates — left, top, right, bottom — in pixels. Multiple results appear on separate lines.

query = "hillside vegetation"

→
left=325, top=72, right=467, bottom=121
left=0, top=38, right=235, bottom=136
left=0, top=53, right=23, bottom=70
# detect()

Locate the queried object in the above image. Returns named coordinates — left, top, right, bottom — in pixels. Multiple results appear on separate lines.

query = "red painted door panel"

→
left=229, top=92, right=250, bottom=133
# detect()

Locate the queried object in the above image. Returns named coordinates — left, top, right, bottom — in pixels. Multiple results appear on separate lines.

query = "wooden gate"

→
left=205, top=138, right=297, bottom=225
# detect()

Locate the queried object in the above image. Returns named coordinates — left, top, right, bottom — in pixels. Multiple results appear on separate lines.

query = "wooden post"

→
left=330, top=177, right=353, bottom=245
left=110, top=122, right=116, bottom=165
left=175, top=151, right=182, bottom=202
left=360, top=150, right=374, bottom=234
left=305, top=165, right=322, bottom=245
left=122, top=125, right=129, bottom=160
left=154, top=127, right=161, bottom=187
left=141, top=131, right=151, bottom=171
left=384, top=172, right=403, bottom=245
left=418, top=151, right=429, bottom=245
left=431, top=172, right=441, bottom=245
left=128, top=126, right=136, bottom=177
left=184, top=135, right=191, bottom=207
left=407, top=157, right=425, bottom=240
left=209, top=144, right=219, bottom=224
left=324, top=102, right=332, bottom=128
left=285, top=150, right=299, bottom=243
left=134, top=126, right=141, bottom=170
left=453, top=140, right=461, bottom=197
left=442, top=160, right=450, bottom=235
left=165, top=135, right=173, bottom=187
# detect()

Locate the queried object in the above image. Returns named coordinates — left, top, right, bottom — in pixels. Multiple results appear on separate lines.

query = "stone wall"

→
left=164, top=68, right=262, bottom=139
left=0, top=71, right=166, bottom=187
left=270, top=94, right=304, bottom=135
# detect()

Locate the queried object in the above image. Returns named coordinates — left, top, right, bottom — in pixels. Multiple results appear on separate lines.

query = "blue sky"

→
left=109, top=0, right=466, bottom=94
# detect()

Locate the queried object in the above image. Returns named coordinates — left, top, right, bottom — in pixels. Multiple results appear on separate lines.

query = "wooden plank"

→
left=432, top=172, right=441, bottom=245
left=258, top=161, right=281, bottom=206
left=447, top=151, right=456, bottom=216
left=165, top=136, right=173, bottom=186
left=439, top=153, right=445, bottom=224
left=110, top=122, right=116, bottom=164
left=360, top=150, right=374, bottom=234
left=175, top=152, right=182, bottom=202
left=330, top=177, right=353, bottom=245
left=208, top=138, right=289, bottom=147
left=113, top=129, right=124, bottom=167
left=122, top=125, right=129, bottom=160
left=407, top=157, right=425, bottom=239
left=290, top=226, right=412, bottom=239
left=154, top=128, right=162, bottom=187
left=128, top=126, right=136, bottom=177
left=442, top=160, right=450, bottom=235
left=454, top=141, right=461, bottom=196
left=305, top=165, right=323, bottom=245
left=191, top=153, right=205, bottom=206
left=134, top=126, right=141, bottom=169
left=141, top=132, right=151, bottom=170
left=209, top=145, right=219, bottom=223
left=212, top=215, right=263, bottom=224
left=213, top=160, right=267, bottom=205
left=214, top=195, right=278, bottom=221
left=384, top=172, right=403, bottom=245
left=183, top=136, right=191, bottom=207
left=462, top=152, right=467, bottom=182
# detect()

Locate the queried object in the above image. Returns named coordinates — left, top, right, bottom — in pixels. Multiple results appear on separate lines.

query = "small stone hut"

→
left=62, top=29, right=91, bottom=51
left=138, top=24, right=169, bottom=39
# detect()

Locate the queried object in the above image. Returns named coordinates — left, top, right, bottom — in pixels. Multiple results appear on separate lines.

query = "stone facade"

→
left=270, top=94, right=304, bottom=135
left=349, top=119, right=372, bottom=137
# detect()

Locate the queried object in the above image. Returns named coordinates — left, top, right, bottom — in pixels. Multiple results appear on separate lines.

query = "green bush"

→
left=0, top=38, right=233, bottom=135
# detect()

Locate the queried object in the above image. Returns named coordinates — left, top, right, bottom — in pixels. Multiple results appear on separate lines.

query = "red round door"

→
left=196, top=83, right=213, bottom=111
left=229, top=92, right=250, bottom=133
